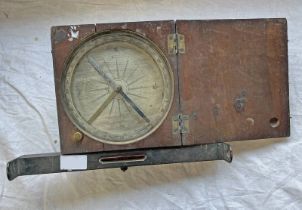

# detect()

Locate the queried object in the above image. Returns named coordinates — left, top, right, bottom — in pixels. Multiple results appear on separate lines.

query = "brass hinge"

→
left=168, top=33, right=185, bottom=54
left=172, top=114, right=189, bottom=134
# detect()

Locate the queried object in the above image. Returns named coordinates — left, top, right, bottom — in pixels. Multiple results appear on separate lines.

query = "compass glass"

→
left=62, top=31, right=174, bottom=144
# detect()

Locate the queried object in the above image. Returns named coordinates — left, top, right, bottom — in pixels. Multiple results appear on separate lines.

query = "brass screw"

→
left=73, top=131, right=83, bottom=142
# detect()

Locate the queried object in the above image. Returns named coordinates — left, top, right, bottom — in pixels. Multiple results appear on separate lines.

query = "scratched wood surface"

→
left=52, top=21, right=181, bottom=154
left=51, top=24, right=99, bottom=154
left=52, top=19, right=289, bottom=154
left=177, top=19, right=290, bottom=145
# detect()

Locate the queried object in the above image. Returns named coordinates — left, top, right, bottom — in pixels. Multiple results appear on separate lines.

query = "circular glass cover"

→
left=62, top=31, right=174, bottom=144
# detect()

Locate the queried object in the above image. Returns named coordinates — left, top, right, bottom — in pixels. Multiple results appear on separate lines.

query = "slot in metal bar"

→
left=7, top=143, right=232, bottom=181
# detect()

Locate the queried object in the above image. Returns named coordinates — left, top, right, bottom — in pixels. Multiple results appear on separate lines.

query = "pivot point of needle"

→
left=116, top=85, right=122, bottom=92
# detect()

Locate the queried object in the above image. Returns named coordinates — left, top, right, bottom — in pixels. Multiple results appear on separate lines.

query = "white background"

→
left=0, top=0, right=301, bottom=209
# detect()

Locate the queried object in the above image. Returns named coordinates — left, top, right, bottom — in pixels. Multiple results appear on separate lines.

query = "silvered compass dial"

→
left=61, top=31, right=174, bottom=144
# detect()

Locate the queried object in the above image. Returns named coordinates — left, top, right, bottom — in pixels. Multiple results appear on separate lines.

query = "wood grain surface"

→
left=52, top=21, right=181, bottom=154
left=177, top=19, right=289, bottom=145
left=52, top=19, right=289, bottom=154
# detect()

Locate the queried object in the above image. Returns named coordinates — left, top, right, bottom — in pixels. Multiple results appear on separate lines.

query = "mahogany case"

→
left=51, top=19, right=289, bottom=154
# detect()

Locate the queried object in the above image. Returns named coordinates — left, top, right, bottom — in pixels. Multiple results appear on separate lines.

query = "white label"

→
left=60, top=155, right=87, bottom=170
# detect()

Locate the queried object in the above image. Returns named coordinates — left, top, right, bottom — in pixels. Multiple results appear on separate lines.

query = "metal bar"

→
left=7, top=143, right=232, bottom=181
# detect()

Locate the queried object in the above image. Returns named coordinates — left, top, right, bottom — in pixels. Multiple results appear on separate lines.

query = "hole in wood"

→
left=270, top=117, right=280, bottom=128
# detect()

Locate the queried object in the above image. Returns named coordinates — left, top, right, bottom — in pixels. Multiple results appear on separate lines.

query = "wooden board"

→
left=52, top=19, right=290, bottom=154
left=176, top=19, right=290, bottom=145
left=51, top=24, right=98, bottom=154
left=51, top=21, right=181, bottom=154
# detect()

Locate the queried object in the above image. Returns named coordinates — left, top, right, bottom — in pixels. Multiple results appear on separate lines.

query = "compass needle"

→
left=62, top=32, right=173, bottom=144
left=119, top=90, right=150, bottom=123
left=88, top=91, right=119, bottom=123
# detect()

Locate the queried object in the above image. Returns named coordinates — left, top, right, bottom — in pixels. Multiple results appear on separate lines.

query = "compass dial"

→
left=61, top=31, right=174, bottom=144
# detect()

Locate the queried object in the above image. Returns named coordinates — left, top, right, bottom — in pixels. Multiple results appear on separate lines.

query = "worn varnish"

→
left=51, top=24, right=100, bottom=154
left=52, top=19, right=290, bottom=155
left=52, top=21, right=181, bottom=154
left=177, top=19, right=289, bottom=145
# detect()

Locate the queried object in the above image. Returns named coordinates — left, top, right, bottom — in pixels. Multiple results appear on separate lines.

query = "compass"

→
left=7, top=19, right=289, bottom=180
left=61, top=31, right=174, bottom=145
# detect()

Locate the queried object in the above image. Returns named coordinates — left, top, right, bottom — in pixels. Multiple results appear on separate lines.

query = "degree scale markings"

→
left=63, top=33, right=173, bottom=144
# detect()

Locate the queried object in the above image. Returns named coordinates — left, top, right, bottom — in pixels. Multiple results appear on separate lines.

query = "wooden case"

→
left=51, top=19, right=289, bottom=155
left=177, top=19, right=290, bottom=145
